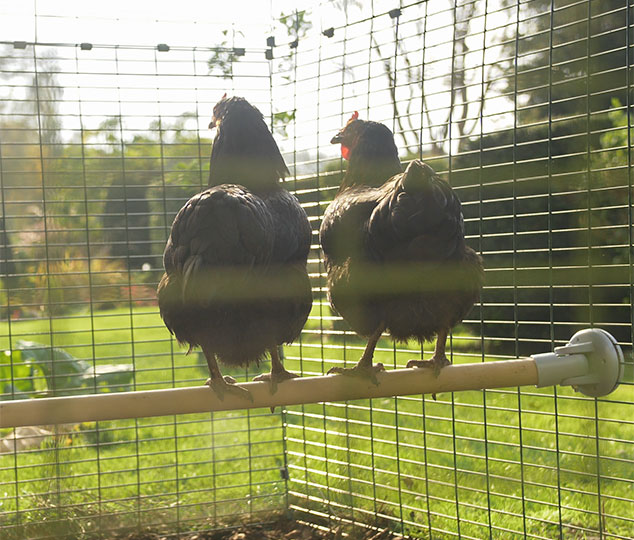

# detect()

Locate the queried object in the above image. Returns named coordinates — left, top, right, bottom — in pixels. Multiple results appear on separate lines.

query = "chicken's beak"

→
left=330, top=133, right=343, bottom=144
left=208, top=118, right=217, bottom=130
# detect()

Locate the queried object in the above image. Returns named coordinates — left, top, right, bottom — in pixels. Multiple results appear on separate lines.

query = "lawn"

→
left=1, top=305, right=632, bottom=539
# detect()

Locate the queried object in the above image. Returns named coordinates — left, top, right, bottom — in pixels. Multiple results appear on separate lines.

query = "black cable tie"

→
left=265, top=48, right=273, bottom=60
left=322, top=27, right=335, bottom=38
left=290, top=39, right=299, bottom=49
left=157, top=44, right=170, bottom=52
left=266, top=36, right=276, bottom=47
left=80, top=43, right=93, bottom=51
left=388, top=8, right=402, bottom=19
left=233, top=47, right=245, bottom=57
left=13, top=41, right=27, bottom=50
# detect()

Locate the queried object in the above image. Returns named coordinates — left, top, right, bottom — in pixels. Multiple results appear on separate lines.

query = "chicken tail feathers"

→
left=400, top=159, right=436, bottom=195
left=181, top=254, right=204, bottom=302
left=368, top=160, right=466, bottom=261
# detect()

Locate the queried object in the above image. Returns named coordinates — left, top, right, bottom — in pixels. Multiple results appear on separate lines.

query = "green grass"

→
left=1, top=305, right=633, bottom=539
left=283, top=328, right=634, bottom=540
left=0, top=306, right=287, bottom=538
left=0, top=306, right=207, bottom=392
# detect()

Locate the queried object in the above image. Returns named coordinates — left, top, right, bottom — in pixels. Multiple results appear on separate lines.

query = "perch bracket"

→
left=531, top=328, right=623, bottom=397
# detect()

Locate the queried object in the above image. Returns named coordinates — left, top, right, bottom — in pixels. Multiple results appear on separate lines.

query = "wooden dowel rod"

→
left=0, top=359, right=538, bottom=429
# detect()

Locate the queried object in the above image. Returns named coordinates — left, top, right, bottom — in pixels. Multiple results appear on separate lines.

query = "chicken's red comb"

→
left=222, top=92, right=227, bottom=100
left=345, top=111, right=359, bottom=126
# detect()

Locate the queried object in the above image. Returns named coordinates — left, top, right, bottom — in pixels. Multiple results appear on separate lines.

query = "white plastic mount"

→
left=531, top=328, right=623, bottom=397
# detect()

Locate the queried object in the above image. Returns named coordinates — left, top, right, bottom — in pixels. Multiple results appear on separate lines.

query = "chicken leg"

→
left=406, top=329, right=451, bottom=401
left=327, top=325, right=385, bottom=385
left=406, top=329, right=451, bottom=375
left=203, top=348, right=253, bottom=402
left=252, top=346, right=297, bottom=394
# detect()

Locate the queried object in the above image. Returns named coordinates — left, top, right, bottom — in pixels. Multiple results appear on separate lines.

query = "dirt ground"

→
left=119, top=518, right=409, bottom=540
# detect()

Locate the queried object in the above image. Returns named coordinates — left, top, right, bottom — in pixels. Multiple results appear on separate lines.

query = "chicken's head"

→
left=331, top=112, right=395, bottom=163
left=209, top=92, right=237, bottom=129
left=209, top=93, right=229, bottom=129
left=330, top=114, right=401, bottom=189
left=331, top=111, right=364, bottom=160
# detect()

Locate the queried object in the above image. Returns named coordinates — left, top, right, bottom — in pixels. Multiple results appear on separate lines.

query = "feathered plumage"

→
left=158, top=96, right=312, bottom=399
left=320, top=114, right=483, bottom=382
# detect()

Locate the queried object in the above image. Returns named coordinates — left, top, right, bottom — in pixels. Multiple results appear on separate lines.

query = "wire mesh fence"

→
left=1, top=0, right=633, bottom=539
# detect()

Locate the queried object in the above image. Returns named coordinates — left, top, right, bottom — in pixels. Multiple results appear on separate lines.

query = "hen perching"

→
left=320, top=113, right=483, bottom=383
left=157, top=96, right=312, bottom=400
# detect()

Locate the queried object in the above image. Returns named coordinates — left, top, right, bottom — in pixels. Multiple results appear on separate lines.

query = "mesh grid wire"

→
left=1, top=0, right=633, bottom=539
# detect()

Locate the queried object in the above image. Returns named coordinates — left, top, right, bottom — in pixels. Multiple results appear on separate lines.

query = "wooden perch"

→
left=0, top=328, right=622, bottom=429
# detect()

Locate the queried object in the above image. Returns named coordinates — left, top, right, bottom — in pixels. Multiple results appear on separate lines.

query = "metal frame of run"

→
left=0, top=1, right=633, bottom=539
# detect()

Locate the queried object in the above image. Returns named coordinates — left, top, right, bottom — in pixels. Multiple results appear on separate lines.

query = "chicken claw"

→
left=327, top=362, right=385, bottom=386
left=253, top=369, right=298, bottom=395
left=406, top=355, right=450, bottom=377
left=253, top=369, right=298, bottom=413
left=205, top=376, right=253, bottom=402
left=407, top=330, right=451, bottom=377
left=406, top=355, right=450, bottom=400
left=327, top=326, right=386, bottom=385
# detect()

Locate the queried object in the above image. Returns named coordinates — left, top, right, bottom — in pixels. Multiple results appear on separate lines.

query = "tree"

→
left=329, top=1, right=516, bottom=156
left=452, top=0, right=632, bottom=352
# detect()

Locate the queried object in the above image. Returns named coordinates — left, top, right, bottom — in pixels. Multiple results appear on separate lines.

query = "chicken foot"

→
left=204, top=349, right=253, bottom=402
left=253, top=346, right=298, bottom=395
left=327, top=326, right=385, bottom=385
left=406, top=329, right=451, bottom=400
left=407, top=329, right=451, bottom=373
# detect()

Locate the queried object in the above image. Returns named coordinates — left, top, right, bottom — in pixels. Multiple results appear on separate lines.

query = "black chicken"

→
left=157, top=96, right=312, bottom=400
left=320, top=113, right=483, bottom=382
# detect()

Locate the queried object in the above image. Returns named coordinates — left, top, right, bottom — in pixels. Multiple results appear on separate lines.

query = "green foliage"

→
left=9, top=248, right=130, bottom=317
left=207, top=29, right=244, bottom=78
left=16, top=340, right=91, bottom=396
left=278, top=10, right=312, bottom=40
left=274, top=10, right=313, bottom=83
left=272, top=109, right=296, bottom=137
left=1, top=111, right=212, bottom=317
left=0, top=340, right=133, bottom=399
left=0, top=348, right=46, bottom=398
left=0, top=277, right=7, bottom=319
left=599, top=98, right=631, bottom=168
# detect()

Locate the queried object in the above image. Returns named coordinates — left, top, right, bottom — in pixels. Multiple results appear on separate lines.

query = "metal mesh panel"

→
left=278, top=1, right=634, bottom=539
left=0, top=0, right=633, bottom=539
left=0, top=16, right=288, bottom=537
